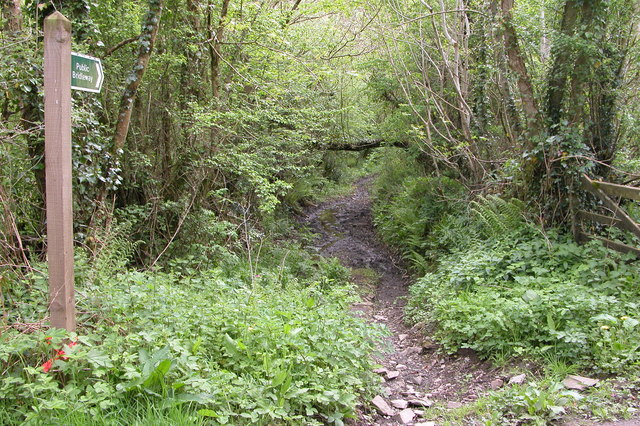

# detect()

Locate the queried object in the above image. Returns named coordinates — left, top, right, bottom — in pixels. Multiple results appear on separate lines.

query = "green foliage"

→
left=488, top=381, right=583, bottom=424
left=371, top=151, right=467, bottom=272
left=2, top=0, right=384, bottom=271
left=371, top=155, right=640, bottom=376
left=590, top=314, right=640, bottom=373
left=1, top=245, right=383, bottom=425
left=71, top=102, right=122, bottom=202
left=442, top=374, right=640, bottom=424
left=406, top=227, right=640, bottom=373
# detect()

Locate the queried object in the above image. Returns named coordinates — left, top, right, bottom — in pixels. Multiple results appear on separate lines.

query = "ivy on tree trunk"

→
left=113, top=0, right=163, bottom=153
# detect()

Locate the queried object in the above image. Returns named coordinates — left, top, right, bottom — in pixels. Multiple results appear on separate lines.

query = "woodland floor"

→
left=300, top=177, right=640, bottom=426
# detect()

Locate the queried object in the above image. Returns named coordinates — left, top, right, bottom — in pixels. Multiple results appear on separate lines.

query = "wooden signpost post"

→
left=44, top=13, right=104, bottom=331
left=44, top=12, right=75, bottom=331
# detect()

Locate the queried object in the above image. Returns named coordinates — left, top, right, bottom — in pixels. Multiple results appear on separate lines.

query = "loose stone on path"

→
left=562, top=375, right=599, bottom=390
left=391, top=399, right=409, bottom=409
left=508, top=374, right=526, bottom=385
left=394, top=408, right=416, bottom=424
left=372, top=395, right=395, bottom=417
left=409, top=398, right=434, bottom=408
left=386, top=370, right=400, bottom=380
left=490, top=378, right=504, bottom=390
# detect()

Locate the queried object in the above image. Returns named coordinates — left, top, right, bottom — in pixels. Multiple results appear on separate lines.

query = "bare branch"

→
left=104, top=36, right=139, bottom=57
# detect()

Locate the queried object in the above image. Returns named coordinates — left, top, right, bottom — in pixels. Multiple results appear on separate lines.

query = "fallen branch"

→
left=325, top=139, right=408, bottom=151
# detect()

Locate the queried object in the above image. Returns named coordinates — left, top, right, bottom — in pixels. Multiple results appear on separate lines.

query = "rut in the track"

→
left=301, top=177, right=498, bottom=425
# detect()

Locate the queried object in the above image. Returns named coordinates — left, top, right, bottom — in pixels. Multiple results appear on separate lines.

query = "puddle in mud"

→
left=318, top=208, right=337, bottom=229
left=318, top=208, right=345, bottom=250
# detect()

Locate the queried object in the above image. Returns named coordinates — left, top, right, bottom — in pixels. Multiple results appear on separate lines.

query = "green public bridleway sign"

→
left=71, top=52, right=103, bottom=93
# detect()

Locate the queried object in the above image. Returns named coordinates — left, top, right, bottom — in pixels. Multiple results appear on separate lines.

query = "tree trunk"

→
left=6, top=5, right=48, bottom=229
left=586, top=3, right=633, bottom=173
left=208, top=0, right=231, bottom=99
left=545, top=0, right=580, bottom=131
left=566, top=0, right=597, bottom=123
left=113, top=0, right=163, bottom=153
left=500, top=0, right=540, bottom=141
left=1, top=0, right=22, bottom=33
left=488, top=0, right=522, bottom=144
left=539, top=9, right=550, bottom=62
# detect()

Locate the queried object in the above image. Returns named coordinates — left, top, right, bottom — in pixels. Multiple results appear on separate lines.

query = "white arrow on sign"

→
left=95, top=59, right=103, bottom=91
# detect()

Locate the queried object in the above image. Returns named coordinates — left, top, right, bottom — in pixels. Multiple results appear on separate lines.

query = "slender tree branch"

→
left=394, top=8, right=487, bottom=27
left=104, top=36, right=139, bottom=57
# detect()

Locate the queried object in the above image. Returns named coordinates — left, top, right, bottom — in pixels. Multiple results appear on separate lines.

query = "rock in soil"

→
left=391, top=399, right=409, bottom=409
left=410, top=376, right=424, bottom=386
left=563, top=375, right=599, bottom=390
left=372, top=395, right=395, bottom=417
left=409, top=398, right=434, bottom=408
left=386, top=370, right=400, bottom=380
left=490, top=378, right=504, bottom=390
left=394, top=408, right=416, bottom=424
left=508, top=373, right=527, bottom=385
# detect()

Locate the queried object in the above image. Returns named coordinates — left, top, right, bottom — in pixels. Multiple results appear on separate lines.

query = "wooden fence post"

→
left=44, top=12, right=75, bottom=331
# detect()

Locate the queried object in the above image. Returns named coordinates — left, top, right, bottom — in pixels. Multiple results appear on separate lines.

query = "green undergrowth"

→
left=370, top=152, right=640, bottom=422
left=406, top=229, right=640, bottom=373
left=284, top=150, right=373, bottom=211
left=1, top=239, right=384, bottom=425
left=371, top=155, right=640, bottom=374
left=437, top=375, right=640, bottom=425
left=371, top=150, right=470, bottom=274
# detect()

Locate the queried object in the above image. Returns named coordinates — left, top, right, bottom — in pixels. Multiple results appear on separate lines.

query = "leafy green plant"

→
left=1, top=241, right=384, bottom=425
left=372, top=161, right=467, bottom=272
left=403, top=214, right=640, bottom=373
left=442, top=375, right=640, bottom=425
left=485, top=381, right=583, bottom=424
left=590, top=314, right=640, bottom=373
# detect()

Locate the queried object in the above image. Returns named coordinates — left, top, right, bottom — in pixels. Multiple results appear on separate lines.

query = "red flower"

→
left=56, top=341, right=77, bottom=361
left=45, top=336, right=52, bottom=345
left=41, top=340, right=78, bottom=372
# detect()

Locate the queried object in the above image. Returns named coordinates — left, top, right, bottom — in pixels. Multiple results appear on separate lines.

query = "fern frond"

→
left=471, top=195, right=524, bottom=239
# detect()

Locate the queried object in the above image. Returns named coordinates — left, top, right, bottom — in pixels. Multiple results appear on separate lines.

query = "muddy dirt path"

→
left=301, top=177, right=498, bottom=425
